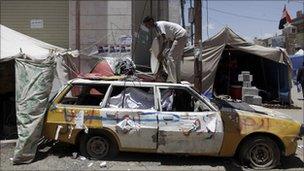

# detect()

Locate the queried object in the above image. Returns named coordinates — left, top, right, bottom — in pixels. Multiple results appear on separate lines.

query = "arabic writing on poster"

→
left=96, top=35, right=132, bottom=54
left=75, top=110, right=84, bottom=129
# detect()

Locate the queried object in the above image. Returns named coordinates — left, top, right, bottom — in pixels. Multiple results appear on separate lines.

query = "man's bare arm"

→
left=157, top=34, right=167, bottom=61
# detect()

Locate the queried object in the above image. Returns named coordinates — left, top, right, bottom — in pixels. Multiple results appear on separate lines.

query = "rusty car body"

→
left=43, top=78, right=304, bottom=169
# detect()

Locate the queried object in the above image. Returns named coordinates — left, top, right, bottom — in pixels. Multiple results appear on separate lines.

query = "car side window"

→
left=160, top=87, right=210, bottom=112
left=106, top=86, right=155, bottom=109
left=59, top=84, right=110, bottom=106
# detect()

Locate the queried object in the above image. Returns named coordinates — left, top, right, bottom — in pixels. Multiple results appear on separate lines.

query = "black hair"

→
left=143, top=16, right=154, bottom=23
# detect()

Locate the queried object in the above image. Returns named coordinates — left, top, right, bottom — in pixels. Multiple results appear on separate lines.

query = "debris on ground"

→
left=262, top=103, right=301, bottom=109
left=38, top=146, right=52, bottom=153
left=100, top=161, right=107, bottom=168
left=71, top=152, right=78, bottom=159
left=79, top=156, right=86, bottom=161
left=88, top=162, right=93, bottom=167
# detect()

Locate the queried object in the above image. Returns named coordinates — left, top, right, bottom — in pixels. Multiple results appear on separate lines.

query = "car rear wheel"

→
left=79, top=133, right=118, bottom=159
left=239, top=136, right=280, bottom=169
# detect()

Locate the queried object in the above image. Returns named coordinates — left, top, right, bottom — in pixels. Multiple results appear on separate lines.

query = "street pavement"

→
left=1, top=87, right=304, bottom=170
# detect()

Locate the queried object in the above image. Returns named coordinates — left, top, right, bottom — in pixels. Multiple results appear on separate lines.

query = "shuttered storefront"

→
left=1, top=0, right=69, bottom=48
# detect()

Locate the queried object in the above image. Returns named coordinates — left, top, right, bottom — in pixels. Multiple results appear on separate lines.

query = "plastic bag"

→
left=115, top=118, right=140, bottom=134
left=297, top=83, right=302, bottom=92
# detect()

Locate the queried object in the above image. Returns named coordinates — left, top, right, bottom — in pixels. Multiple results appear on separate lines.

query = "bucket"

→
left=230, top=85, right=242, bottom=99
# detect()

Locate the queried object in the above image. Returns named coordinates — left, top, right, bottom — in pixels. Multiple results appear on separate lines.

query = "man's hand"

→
left=157, top=53, right=164, bottom=62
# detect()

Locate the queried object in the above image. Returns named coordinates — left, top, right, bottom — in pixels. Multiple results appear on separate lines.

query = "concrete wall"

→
left=1, top=0, right=181, bottom=64
left=168, top=0, right=181, bottom=24
left=1, top=0, right=69, bottom=48
left=132, top=0, right=179, bottom=66
left=296, top=32, right=304, bottom=49
left=69, top=0, right=132, bottom=50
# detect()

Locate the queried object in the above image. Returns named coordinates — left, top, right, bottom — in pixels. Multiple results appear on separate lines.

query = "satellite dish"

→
left=150, top=38, right=160, bottom=74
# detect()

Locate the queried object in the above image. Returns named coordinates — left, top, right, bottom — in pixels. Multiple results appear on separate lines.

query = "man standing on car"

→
left=143, top=16, right=188, bottom=83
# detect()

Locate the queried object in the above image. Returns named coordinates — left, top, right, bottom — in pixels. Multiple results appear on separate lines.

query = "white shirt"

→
left=155, top=21, right=186, bottom=41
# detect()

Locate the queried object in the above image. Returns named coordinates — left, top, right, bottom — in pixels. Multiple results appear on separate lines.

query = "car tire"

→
left=239, top=136, right=280, bottom=169
left=79, top=133, right=118, bottom=159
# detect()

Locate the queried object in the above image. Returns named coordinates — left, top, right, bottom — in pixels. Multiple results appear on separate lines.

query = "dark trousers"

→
left=301, top=83, right=304, bottom=98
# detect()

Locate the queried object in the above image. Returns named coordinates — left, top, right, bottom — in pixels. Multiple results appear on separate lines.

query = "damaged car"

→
left=43, top=78, right=304, bottom=169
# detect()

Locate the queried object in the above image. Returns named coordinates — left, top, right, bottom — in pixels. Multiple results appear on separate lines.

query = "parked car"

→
left=43, top=78, right=304, bottom=169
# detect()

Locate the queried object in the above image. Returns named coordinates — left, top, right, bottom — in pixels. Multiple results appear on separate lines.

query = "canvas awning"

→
left=0, top=24, right=75, bottom=164
left=179, top=27, right=292, bottom=93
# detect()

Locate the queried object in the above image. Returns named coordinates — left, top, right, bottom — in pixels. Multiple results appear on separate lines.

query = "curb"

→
left=0, top=139, right=17, bottom=145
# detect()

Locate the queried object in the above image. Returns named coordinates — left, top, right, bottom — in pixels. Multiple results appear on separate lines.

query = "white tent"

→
left=180, top=27, right=291, bottom=90
left=0, top=24, right=76, bottom=164
left=0, top=24, right=77, bottom=97
left=295, top=49, right=304, bottom=56
left=151, top=27, right=292, bottom=103
left=0, top=24, right=64, bottom=60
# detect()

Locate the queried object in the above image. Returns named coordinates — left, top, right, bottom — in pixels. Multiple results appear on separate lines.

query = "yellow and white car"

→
left=43, top=78, right=304, bottom=169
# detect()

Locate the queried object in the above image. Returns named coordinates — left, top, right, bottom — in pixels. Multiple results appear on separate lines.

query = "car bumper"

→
left=284, top=123, right=304, bottom=156
left=285, top=138, right=298, bottom=156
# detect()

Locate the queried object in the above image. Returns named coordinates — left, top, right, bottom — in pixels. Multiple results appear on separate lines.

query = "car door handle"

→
left=163, top=115, right=174, bottom=121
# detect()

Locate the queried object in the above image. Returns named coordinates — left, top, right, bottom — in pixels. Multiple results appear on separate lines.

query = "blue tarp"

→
left=290, top=55, right=304, bottom=80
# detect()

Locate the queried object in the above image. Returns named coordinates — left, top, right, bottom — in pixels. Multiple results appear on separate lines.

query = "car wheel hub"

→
left=250, top=143, right=273, bottom=166
left=87, top=136, right=109, bottom=158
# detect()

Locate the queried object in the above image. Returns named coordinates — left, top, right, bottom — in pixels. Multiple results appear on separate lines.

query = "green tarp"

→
left=13, top=57, right=56, bottom=164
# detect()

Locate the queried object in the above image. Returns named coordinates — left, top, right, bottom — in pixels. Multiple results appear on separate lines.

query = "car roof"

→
left=68, top=78, right=192, bottom=88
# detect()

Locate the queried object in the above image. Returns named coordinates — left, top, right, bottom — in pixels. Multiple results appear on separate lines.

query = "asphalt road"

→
left=1, top=88, right=303, bottom=170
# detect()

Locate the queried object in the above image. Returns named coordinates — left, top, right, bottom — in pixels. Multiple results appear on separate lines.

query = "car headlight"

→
left=300, top=124, right=304, bottom=137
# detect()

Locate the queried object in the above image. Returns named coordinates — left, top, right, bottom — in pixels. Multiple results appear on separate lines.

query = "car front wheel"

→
left=239, top=136, right=280, bottom=169
left=79, top=133, right=118, bottom=159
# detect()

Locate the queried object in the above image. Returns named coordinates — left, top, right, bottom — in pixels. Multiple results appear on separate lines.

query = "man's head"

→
left=143, top=16, right=155, bottom=29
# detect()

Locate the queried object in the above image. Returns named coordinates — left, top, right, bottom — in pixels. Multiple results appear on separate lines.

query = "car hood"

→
left=212, top=98, right=294, bottom=121
left=248, top=105, right=293, bottom=120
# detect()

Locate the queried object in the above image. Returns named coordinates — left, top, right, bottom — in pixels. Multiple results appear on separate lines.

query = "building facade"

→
left=292, top=10, right=304, bottom=50
left=283, top=24, right=297, bottom=54
left=253, top=10, right=304, bottom=55
left=1, top=0, right=181, bottom=65
left=1, top=0, right=69, bottom=48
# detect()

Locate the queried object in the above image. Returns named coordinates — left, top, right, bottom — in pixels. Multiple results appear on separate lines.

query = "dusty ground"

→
left=1, top=87, right=303, bottom=170
left=0, top=140, right=303, bottom=171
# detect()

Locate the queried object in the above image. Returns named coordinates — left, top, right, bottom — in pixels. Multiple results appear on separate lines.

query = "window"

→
left=59, top=84, right=110, bottom=106
left=106, top=86, right=155, bottom=109
left=292, top=28, right=296, bottom=33
left=160, top=87, right=210, bottom=112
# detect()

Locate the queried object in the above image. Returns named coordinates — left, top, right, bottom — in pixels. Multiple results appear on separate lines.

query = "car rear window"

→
left=59, top=84, right=110, bottom=106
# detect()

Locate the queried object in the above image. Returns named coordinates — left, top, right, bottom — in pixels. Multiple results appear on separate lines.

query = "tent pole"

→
left=190, top=0, right=194, bottom=45
left=260, top=58, right=267, bottom=92
left=277, top=67, right=280, bottom=103
left=180, top=0, right=185, bottom=28
left=76, top=0, right=81, bottom=73
left=194, top=0, right=202, bottom=93
left=227, top=51, right=231, bottom=95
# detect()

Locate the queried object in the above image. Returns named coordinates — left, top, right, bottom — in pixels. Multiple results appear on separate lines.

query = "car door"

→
left=156, top=86, right=224, bottom=155
left=101, top=84, right=158, bottom=151
left=45, top=83, right=110, bottom=142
